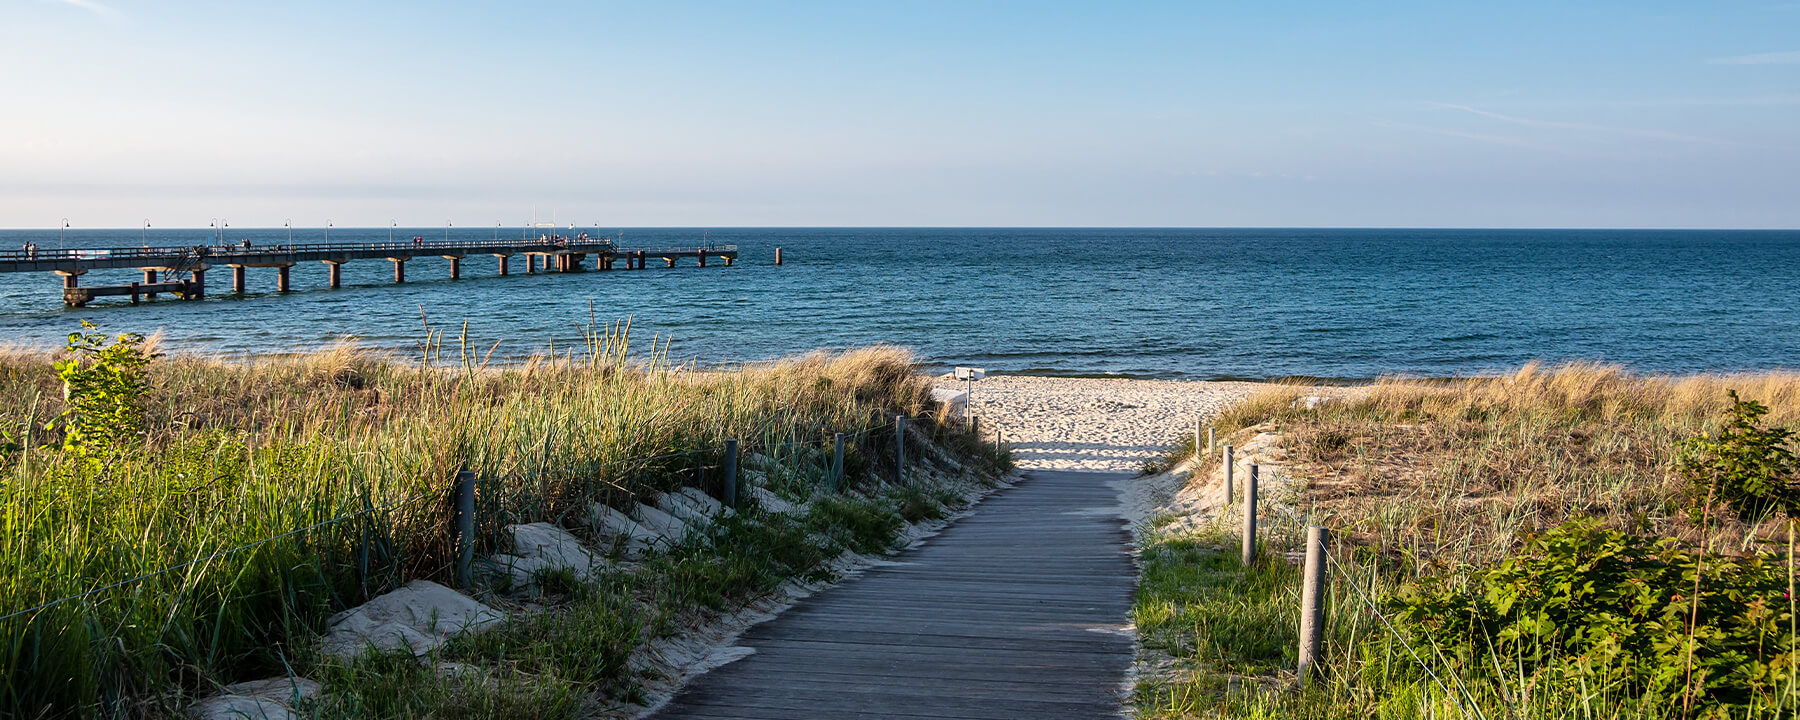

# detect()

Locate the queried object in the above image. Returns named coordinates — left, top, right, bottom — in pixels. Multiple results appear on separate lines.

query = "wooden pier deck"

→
left=649, top=470, right=1135, bottom=720
left=0, top=238, right=738, bottom=306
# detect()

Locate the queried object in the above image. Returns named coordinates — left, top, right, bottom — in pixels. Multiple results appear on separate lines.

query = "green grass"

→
left=0, top=327, right=1002, bottom=717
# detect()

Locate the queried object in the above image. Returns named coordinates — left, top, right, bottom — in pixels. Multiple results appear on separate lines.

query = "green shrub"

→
left=1676, top=390, right=1800, bottom=519
left=52, top=322, right=151, bottom=461
left=1392, top=518, right=1795, bottom=712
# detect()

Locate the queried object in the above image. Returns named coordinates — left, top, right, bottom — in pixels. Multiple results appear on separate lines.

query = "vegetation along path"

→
left=649, top=469, right=1136, bottom=720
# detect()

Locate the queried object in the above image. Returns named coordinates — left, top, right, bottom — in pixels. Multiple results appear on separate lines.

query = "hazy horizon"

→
left=4, top=1, right=1797, bottom=229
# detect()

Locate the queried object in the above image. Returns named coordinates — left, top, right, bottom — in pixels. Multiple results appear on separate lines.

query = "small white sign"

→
left=954, top=367, right=986, bottom=381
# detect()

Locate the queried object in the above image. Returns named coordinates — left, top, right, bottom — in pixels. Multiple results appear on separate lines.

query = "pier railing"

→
left=0, top=238, right=623, bottom=263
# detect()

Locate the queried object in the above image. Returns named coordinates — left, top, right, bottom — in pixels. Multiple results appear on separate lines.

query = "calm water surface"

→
left=0, top=228, right=1794, bottom=379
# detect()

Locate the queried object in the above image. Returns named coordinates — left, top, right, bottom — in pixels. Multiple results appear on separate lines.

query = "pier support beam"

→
left=276, top=264, right=292, bottom=293
left=496, top=254, right=510, bottom=276
left=775, top=247, right=783, bottom=265
left=58, top=270, right=82, bottom=290
left=231, top=265, right=247, bottom=294
left=141, top=269, right=158, bottom=299
left=525, top=254, right=536, bottom=274
left=724, top=256, right=735, bottom=266
left=664, top=257, right=675, bottom=268
left=390, top=258, right=406, bottom=283
left=324, top=261, right=342, bottom=288
left=447, top=256, right=462, bottom=280
left=698, top=251, right=707, bottom=268
left=189, top=269, right=205, bottom=299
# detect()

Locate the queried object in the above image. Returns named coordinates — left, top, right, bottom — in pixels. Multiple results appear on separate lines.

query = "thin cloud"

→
left=1706, top=50, right=1800, bottom=65
left=1370, top=119, right=1547, bottom=151
left=51, top=0, right=122, bottom=21
left=1428, top=102, right=1735, bottom=146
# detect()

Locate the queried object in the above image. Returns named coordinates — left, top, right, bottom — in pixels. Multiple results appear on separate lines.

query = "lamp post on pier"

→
left=285, top=219, right=292, bottom=244
left=389, top=221, right=396, bottom=244
left=325, top=220, right=332, bottom=243
left=59, top=218, right=68, bottom=249
left=141, top=219, right=149, bottom=246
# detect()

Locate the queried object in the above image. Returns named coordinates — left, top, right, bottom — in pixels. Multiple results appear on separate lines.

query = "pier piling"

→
left=276, top=264, right=291, bottom=293
left=390, top=258, right=406, bottom=283
left=496, top=254, right=510, bottom=276
left=325, top=261, right=342, bottom=288
left=447, top=256, right=461, bottom=280
left=231, top=266, right=247, bottom=294
left=142, top=269, right=158, bottom=299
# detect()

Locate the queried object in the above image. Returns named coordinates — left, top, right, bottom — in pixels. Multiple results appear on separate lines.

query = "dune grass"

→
left=1140, top=363, right=1800, bottom=719
left=0, top=325, right=1004, bottom=717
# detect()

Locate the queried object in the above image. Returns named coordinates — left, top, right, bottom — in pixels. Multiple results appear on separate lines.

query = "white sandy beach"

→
left=935, top=374, right=1268, bottom=473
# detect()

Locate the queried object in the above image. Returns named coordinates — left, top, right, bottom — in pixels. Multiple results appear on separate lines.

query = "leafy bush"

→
left=52, top=321, right=151, bottom=461
left=1392, top=519, right=1795, bottom=712
left=1677, top=390, right=1800, bottom=519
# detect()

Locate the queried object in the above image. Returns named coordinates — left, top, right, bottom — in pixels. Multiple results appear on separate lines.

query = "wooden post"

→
left=698, top=251, right=707, bottom=267
left=996, top=428, right=1003, bottom=457
left=722, top=439, right=740, bottom=509
left=895, top=416, right=908, bottom=485
left=1194, top=420, right=1203, bottom=459
left=1241, top=464, right=1259, bottom=566
left=129, top=282, right=140, bottom=305
left=831, top=433, right=846, bottom=491
left=774, top=247, right=783, bottom=265
left=326, top=262, right=342, bottom=289
left=142, top=269, right=158, bottom=299
left=971, top=414, right=980, bottom=437
left=1208, top=427, right=1216, bottom=454
left=1299, top=525, right=1328, bottom=685
left=448, top=257, right=461, bottom=280
left=190, top=269, right=204, bottom=299
left=452, top=470, right=475, bottom=588
left=392, top=259, right=406, bottom=283
left=276, top=264, right=291, bottom=293
left=1223, top=444, right=1235, bottom=503
left=232, top=265, right=246, bottom=294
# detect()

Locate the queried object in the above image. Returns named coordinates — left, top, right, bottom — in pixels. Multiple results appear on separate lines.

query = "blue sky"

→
left=1, top=1, right=1796, bottom=228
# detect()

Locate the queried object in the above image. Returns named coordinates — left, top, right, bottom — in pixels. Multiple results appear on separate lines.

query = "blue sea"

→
left=0, top=228, right=1795, bottom=380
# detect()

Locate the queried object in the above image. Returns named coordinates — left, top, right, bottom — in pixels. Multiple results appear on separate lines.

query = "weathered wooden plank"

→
left=649, top=470, right=1135, bottom=720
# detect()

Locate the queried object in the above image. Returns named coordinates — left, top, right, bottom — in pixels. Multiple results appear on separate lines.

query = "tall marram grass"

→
left=1143, top=362, right=1800, bottom=719
left=0, top=327, right=945, bottom=717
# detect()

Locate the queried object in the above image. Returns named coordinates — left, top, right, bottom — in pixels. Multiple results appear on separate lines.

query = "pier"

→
left=0, top=238, right=738, bottom=307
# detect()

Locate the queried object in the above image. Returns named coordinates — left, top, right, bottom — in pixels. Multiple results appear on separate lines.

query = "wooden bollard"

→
left=1223, top=444, right=1235, bottom=503
left=452, top=470, right=476, bottom=588
left=722, top=439, right=740, bottom=509
left=895, top=416, right=908, bottom=485
left=1194, top=420, right=1203, bottom=458
left=996, top=428, right=1003, bottom=457
left=1299, top=525, right=1328, bottom=685
left=971, top=414, right=980, bottom=437
left=1207, top=427, right=1215, bottom=454
left=1241, top=464, right=1258, bottom=566
left=831, top=433, right=846, bottom=491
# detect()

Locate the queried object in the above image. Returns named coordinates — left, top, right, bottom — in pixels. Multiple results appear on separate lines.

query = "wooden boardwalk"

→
left=650, top=470, right=1135, bottom=720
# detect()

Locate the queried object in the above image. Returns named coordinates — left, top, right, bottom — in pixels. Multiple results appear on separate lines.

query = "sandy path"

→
left=935, top=375, right=1267, bottom=472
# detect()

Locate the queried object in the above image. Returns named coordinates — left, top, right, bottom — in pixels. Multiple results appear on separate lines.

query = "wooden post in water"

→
left=1241, top=464, right=1259, bottom=566
left=190, top=268, right=204, bottom=299
left=895, top=416, right=908, bottom=485
left=1299, top=525, right=1328, bottom=686
left=1223, top=444, right=1235, bottom=503
left=392, top=258, right=406, bottom=283
left=722, top=439, right=740, bottom=509
left=129, top=282, right=140, bottom=305
left=232, top=265, right=246, bottom=294
left=448, top=257, right=461, bottom=280
left=452, top=470, right=475, bottom=588
left=325, top=261, right=342, bottom=289
left=831, top=433, right=846, bottom=491
left=774, top=247, right=783, bottom=265
left=276, top=264, right=291, bottom=293
left=142, top=269, right=158, bottom=299
left=496, top=254, right=510, bottom=276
